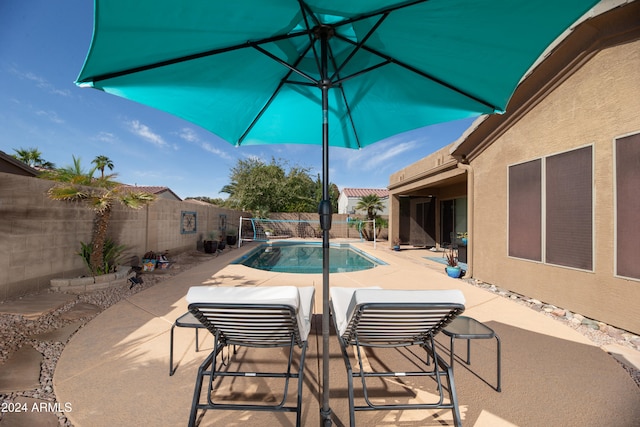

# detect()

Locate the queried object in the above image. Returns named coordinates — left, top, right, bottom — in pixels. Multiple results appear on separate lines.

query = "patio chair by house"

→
left=185, top=285, right=314, bottom=427
left=330, top=287, right=465, bottom=427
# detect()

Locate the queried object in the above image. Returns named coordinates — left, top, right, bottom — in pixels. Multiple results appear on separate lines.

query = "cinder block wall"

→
left=0, top=173, right=247, bottom=301
left=268, top=212, right=389, bottom=240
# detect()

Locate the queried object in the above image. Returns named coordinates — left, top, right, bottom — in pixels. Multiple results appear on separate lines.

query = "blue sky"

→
left=0, top=0, right=474, bottom=200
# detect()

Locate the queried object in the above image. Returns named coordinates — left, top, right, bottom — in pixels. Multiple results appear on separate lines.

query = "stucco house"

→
left=387, top=0, right=640, bottom=334
left=337, top=188, right=389, bottom=215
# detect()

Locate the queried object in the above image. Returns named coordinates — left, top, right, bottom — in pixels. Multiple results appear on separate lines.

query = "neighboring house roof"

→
left=121, top=185, right=182, bottom=201
left=0, top=150, right=38, bottom=176
left=341, top=188, right=389, bottom=198
left=183, top=199, right=213, bottom=206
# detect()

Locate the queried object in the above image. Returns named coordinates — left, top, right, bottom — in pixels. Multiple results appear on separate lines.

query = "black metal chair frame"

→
left=187, top=302, right=308, bottom=427
left=332, top=301, right=465, bottom=427
left=442, top=315, right=502, bottom=392
left=169, top=312, right=207, bottom=376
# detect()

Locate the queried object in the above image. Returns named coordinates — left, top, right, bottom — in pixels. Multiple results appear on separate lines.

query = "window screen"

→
left=545, top=146, right=593, bottom=270
left=616, top=133, right=640, bottom=279
left=509, top=159, right=542, bottom=261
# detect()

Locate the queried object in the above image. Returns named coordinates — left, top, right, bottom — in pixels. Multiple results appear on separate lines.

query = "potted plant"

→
left=226, top=227, right=238, bottom=246
left=217, top=233, right=226, bottom=251
left=445, top=249, right=462, bottom=278
left=457, top=231, right=468, bottom=246
left=392, top=237, right=401, bottom=251
left=203, top=230, right=219, bottom=254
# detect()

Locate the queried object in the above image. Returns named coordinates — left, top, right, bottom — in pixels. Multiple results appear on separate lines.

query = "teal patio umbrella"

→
left=75, top=1, right=598, bottom=424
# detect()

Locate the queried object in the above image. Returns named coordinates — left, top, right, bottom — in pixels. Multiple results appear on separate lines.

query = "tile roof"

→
left=120, top=185, right=182, bottom=201
left=341, top=188, right=389, bottom=198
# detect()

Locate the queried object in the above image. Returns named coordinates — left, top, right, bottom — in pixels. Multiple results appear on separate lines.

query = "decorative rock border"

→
left=49, top=267, right=134, bottom=294
left=465, top=278, right=640, bottom=351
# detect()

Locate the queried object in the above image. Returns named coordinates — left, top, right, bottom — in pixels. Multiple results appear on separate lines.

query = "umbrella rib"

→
left=77, top=31, right=311, bottom=84
left=296, top=0, right=323, bottom=75
left=326, top=41, right=363, bottom=149
left=331, top=0, right=432, bottom=30
left=251, top=44, right=318, bottom=85
left=334, top=61, right=392, bottom=85
left=330, top=12, right=390, bottom=82
left=333, top=33, right=502, bottom=112
left=238, top=43, right=317, bottom=145
left=297, top=0, right=321, bottom=27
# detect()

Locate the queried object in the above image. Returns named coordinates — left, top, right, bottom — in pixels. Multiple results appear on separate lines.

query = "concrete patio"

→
left=52, top=242, right=640, bottom=426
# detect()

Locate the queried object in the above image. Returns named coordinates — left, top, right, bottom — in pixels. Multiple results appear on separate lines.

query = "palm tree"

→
left=92, top=155, right=114, bottom=179
left=46, top=156, right=155, bottom=275
left=355, top=193, right=384, bottom=220
left=12, top=147, right=55, bottom=169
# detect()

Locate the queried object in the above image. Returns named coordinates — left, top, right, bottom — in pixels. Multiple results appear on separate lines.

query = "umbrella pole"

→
left=318, top=26, right=333, bottom=427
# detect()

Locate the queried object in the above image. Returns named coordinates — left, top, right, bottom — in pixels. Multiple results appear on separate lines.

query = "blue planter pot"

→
left=445, top=266, right=462, bottom=278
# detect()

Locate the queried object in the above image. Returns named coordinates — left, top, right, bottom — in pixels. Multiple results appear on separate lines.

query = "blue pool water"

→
left=233, top=242, right=386, bottom=274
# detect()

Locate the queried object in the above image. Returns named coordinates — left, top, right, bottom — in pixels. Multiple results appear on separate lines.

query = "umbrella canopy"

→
left=76, top=1, right=598, bottom=424
left=76, top=0, right=597, bottom=149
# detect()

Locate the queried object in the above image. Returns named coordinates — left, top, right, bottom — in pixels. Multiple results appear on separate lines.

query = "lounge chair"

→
left=330, top=287, right=465, bottom=427
left=185, top=285, right=314, bottom=427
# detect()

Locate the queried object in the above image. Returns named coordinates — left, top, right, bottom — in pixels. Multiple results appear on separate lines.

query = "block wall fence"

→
left=1, top=174, right=390, bottom=301
left=0, top=173, right=248, bottom=301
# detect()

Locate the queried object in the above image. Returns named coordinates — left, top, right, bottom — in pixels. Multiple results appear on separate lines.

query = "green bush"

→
left=79, top=238, right=126, bottom=275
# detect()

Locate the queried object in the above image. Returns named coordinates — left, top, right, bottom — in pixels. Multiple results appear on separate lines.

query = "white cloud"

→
left=177, top=127, right=233, bottom=160
left=127, top=120, right=169, bottom=148
left=21, top=71, right=71, bottom=97
left=35, top=110, right=64, bottom=124
left=178, top=127, right=198, bottom=142
left=345, top=138, right=419, bottom=171
left=94, top=132, right=117, bottom=143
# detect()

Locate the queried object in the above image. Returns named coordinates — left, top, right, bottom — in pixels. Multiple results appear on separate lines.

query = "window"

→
left=508, top=159, right=542, bottom=261
left=545, top=146, right=593, bottom=270
left=508, top=146, right=593, bottom=270
left=616, top=133, right=640, bottom=279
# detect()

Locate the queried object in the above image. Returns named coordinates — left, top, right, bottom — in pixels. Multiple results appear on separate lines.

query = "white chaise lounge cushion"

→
left=186, top=286, right=315, bottom=340
left=330, top=287, right=466, bottom=337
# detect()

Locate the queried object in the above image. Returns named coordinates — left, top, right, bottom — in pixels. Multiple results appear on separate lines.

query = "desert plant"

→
left=45, top=156, right=155, bottom=274
left=79, top=238, right=126, bottom=275
left=355, top=194, right=384, bottom=220
left=445, top=249, right=458, bottom=267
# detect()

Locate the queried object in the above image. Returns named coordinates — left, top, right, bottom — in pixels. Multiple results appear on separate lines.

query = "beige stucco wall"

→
left=0, top=173, right=247, bottom=301
left=389, top=144, right=458, bottom=191
left=470, top=38, right=640, bottom=333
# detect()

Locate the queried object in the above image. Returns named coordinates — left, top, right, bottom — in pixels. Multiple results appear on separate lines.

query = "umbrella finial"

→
left=313, top=24, right=335, bottom=40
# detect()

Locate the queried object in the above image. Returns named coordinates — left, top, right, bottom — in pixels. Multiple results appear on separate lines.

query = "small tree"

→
left=45, top=156, right=156, bottom=275
left=92, top=155, right=114, bottom=179
left=354, top=194, right=385, bottom=241
left=12, top=147, right=55, bottom=169
left=355, top=194, right=384, bottom=220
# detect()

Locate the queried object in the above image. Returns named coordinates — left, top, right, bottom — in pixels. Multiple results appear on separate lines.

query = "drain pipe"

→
left=457, top=161, right=474, bottom=278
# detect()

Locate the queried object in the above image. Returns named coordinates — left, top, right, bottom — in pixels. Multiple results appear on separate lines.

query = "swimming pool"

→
left=232, top=242, right=386, bottom=274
